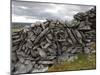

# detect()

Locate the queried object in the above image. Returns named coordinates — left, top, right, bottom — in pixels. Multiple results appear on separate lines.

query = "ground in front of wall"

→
left=48, top=53, right=96, bottom=72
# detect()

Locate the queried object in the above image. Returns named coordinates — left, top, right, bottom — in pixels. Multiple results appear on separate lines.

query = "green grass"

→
left=48, top=53, right=96, bottom=72
left=12, top=29, right=21, bottom=32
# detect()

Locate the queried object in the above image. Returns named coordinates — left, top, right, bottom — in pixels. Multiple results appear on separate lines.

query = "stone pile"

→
left=11, top=7, right=96, bottom=74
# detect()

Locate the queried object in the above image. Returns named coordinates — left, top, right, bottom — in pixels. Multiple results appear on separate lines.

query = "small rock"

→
left=38, top=61, right=54, bottom=65
left=67, top=55, right=78, bottom=62
left=84, top=47, right=91, bottom=54
left=37, top=48, right=47, bottom=58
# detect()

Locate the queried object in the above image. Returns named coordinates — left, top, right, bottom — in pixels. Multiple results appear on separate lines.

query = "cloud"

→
left=12, top=15, right=46, bottom=23
left=12, top=1, right=94, bottom=23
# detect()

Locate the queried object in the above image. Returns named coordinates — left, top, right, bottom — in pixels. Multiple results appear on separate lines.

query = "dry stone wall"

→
left=11, top=7, right=96, bottom=74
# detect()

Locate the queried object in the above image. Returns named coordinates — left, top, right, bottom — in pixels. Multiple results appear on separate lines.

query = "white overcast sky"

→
left=12, top=0, right=94, bottom=23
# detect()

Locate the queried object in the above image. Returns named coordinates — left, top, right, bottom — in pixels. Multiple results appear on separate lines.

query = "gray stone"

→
left=12, top=38, right=21, bottom=44
left=15, top=61, right=33, bottom=74
left=15, top=62, right=27, bottom=74
left=66, top=28, right=77, bottom=43
left=12, top=35, right=20, bottom=39
left=26, top=39, right=33, bottom=48
left=38, top=61, right=54, bottom=64
left=47, top=33, right=53, bottom=40
left=17, top=56, right=25, bottom=63
left=46, top=56, right=56, bottom=60
left=58, top=55, right=69, bottom=62
left=31, top=49, right=39, bottom=57
left=78, top=25, right=91, bottom=30
left=12, top=32, right=19, bottom=36
left=43, top=43, right=50, bottom=49
left=12, top=46, right=18, bottom=51
left=31, top=23, right=35, bottom=28
left=32, top=65, right=48, bottom=73
left=84, top=47, right=91, bottom=54
left=67, top=55, right=78, bottom=62
left=37, top=48, right=47, bottom=58
left=12, top=52, right=17, bottom=63
left=34, top=27, right=49, bottom=44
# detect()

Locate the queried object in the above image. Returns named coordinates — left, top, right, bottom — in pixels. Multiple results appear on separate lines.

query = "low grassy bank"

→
left=48, top=53, right=96, bottom=72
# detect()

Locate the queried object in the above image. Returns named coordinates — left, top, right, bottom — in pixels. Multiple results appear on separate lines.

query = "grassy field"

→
left=48, top=53, right=96, bottom=72
left=12, top=29, right=21, bottom=32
